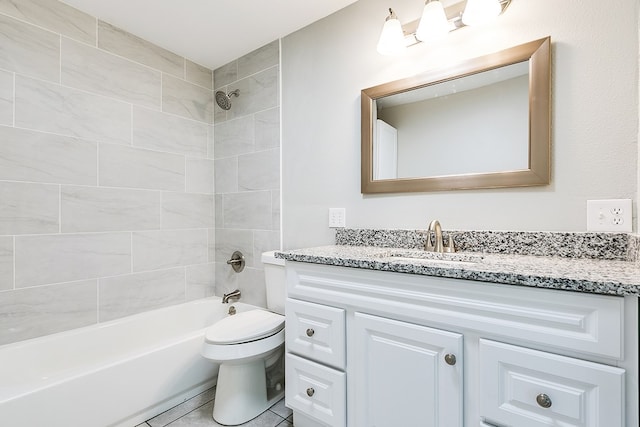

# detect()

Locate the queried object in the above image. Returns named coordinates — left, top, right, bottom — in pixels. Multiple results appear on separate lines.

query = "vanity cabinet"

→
left=284, top=261, right=638, bottom=427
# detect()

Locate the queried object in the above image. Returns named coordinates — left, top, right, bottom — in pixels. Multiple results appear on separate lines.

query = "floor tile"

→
left=165, top=400, right=287, bottom=427
left=268, top=399, right=292, bottom=419
left=147, top=387, right=216, bottom=427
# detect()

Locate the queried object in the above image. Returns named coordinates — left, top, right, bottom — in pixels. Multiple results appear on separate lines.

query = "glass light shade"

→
left=462, top=0, right=502, bottom=26
left=377, top=12, right=406, bottom=55
left=416, top=1, right=450, bottom=42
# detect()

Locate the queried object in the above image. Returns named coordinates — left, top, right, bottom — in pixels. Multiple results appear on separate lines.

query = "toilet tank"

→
left=262, top=251, right=286, bottom=315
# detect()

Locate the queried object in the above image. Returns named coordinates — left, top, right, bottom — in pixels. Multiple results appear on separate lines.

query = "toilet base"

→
left=212, top=360, right=284, bottom=425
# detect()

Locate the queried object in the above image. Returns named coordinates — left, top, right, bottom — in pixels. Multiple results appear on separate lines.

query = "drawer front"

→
left=479, top=339, right=625, bottom=427
left=285, top=353, right=346, bottom=427
left=286, top=298, right=346, bottom=369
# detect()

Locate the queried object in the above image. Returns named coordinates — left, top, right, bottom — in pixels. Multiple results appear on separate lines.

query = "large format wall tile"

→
left=186, top=60, right=213, bottom=89
left=0, top=126, right=97, bottom=185
left=238, top=40, right=279, bottom=80
left=98, top=268, right=185, bottom=321
left=214, top=157, right=238, bottom=194
left=186, top=157, right=214, bottom=194
left=226, top=66, right=278, bottom=120
left=0, top=13, right=60, bottom=82
left=0, top=236, right=13, bottom=291
left=0, top=181, right=59, bottom=235
left=0, top=0, right=96, bottom=44
left=215, top=228, right=253, bottom=267
left=0, top=280, right=97, bottom=345
left=213, top=61, right=237, bottom=90
left=255, top=107, right=280, bottom=151
left=97, top=21, right=184, bottom=78
left=162, top=192, right=214, bottom=229
left=162, top=74, right=213, bottom=123
left=62, top=38, right=161, bottom=109
left=15, top=233, right=131, bottom=288
left=222, top=191, right=272, bottom=230
left=0, top=70, right=13, bottom=125
left=214, top=115, right=254, bottom=158
left=99, top=143, right=184, bottom=191
left=61, top=186, right=161, bottom=232
left=186, top=263, right=215, bottom=300
left=15, top=76, right=132, bottom=145
left=237, top=266, right=267, bottom=307
left=133, top=106, right=208, bottom=157
left=132, top=229, right=208, bottom=272
left=238, top=148, right=279, bottom=191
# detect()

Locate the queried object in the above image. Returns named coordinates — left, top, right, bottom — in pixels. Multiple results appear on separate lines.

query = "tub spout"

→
left=222, top=289, right=241, bottom=304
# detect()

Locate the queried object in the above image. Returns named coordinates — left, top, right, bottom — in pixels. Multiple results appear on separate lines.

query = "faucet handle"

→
left=443, top=234, right=456, bottom=253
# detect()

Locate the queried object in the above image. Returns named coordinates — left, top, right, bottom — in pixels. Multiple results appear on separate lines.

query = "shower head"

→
left=215, top=89, right=240, bottom=111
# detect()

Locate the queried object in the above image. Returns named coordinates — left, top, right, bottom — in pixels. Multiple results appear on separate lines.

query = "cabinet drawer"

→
left=285, top=353, right=346, bottom=427
left=286, top=298, right=345, bottom=369
left=479, top=339, right=625, bottom=427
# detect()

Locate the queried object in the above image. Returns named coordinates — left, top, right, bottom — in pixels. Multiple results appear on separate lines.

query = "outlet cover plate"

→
left=586, top=199, right=632, bottom=232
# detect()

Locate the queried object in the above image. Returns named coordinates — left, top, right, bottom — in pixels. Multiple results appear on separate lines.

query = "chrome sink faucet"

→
left=425, top=220, right=444, bottom=252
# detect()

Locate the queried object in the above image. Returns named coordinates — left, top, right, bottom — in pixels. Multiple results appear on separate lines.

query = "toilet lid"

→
left=205, top=309, right=284, bottom=344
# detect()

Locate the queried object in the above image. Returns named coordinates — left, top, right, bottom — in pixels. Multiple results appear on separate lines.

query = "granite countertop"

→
left=276, top=230, right=640, bottom=296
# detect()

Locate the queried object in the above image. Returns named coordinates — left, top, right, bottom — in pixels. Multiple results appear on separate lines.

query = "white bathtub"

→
left=0, top=297, right=258, bottom=427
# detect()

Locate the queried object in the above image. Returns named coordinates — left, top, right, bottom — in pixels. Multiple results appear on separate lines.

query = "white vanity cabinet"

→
left=284, top=261, right=638, bottom=427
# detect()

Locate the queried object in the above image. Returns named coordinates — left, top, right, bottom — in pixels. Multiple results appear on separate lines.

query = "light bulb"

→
left=377, top=8, right=406, bottom=55
left=462, top=0, right=502, bottom=26
left=416, top=1, right=450, bottom=42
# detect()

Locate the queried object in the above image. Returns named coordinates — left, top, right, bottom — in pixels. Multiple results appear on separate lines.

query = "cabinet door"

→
left=479, top=339, right=625, bottom=427
left=353, top=312, right=463, bottom=427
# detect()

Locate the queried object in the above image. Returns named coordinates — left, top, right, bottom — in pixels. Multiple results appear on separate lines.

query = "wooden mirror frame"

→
left=361, top=37, right=551, bottom=194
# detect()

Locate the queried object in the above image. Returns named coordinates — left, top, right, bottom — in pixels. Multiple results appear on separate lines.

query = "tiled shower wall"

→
left=213, top=41, right=281, bottom=307
left=0, top=0, right=217, bottom=345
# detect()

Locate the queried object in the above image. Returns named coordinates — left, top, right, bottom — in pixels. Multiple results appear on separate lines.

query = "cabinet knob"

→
left=536, top=393, right=552, bottom=408
left=444, top=353, right=457, bottom=366
left=306, top=387, right=315, bottom=397
left=306, top=328, right=315, bottom=337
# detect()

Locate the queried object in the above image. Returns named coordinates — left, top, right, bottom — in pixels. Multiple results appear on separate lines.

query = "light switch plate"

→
left=329, top=208, right=346, bottom=228
left=586, top=199, right=632, bottom=232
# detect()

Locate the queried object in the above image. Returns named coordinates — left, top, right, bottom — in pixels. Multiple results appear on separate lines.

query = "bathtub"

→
left=0, top=297, right=258, bottom=427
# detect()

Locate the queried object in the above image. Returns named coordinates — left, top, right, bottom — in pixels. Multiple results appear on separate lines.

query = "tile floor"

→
left=135, top=387, right=293, bottom=427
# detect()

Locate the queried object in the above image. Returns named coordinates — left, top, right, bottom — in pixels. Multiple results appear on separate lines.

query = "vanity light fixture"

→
left=377, top=0, right=512, bottom=55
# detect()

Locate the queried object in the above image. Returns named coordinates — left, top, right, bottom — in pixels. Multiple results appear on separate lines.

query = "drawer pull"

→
left=536, top=393, right=552, bottom=408
left=306, top=387, right=315, bottom=397
left=444, top=353, right=457, bottom=366
left=306, top=328, right=315, bottom=337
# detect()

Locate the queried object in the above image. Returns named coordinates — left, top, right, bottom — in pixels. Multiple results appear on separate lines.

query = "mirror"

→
left=361, top=37, right=551, bottom=193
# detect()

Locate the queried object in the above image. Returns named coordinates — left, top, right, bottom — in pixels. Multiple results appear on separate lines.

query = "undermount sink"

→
left=375, top=249, right=484, bottom=266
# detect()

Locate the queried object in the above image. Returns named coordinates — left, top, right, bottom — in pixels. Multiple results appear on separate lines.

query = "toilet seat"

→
left=205, top=309, right=284, bottom=345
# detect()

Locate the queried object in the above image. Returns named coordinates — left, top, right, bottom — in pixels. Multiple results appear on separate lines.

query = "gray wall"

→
left=281, top=0, right=638, bottom=249
left=212, top=41, right=281, bottom=308
left=0, top=0, right=216, bottom=345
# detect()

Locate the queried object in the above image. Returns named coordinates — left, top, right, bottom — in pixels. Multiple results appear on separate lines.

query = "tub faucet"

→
left=425, top=220, right=444, bottom=253
left=222, top=289, right=241, bottom=304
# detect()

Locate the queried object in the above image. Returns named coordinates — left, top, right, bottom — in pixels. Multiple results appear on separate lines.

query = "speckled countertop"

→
left=276, top=229, right=640, bottom=297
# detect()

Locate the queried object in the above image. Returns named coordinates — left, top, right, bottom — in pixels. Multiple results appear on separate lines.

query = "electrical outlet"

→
left=329, top=208, right=346, bottom=228
left=586, top=199, right=632, bottom=232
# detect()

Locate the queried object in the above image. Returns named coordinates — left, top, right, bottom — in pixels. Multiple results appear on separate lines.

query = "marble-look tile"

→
left=0, top=126, right=97, bottom=185
left=186, top=263, right=215, bottom=300
left=214, top=157, right=238, bottom=193
left=132, top=229, right=208, bottom=272
left=162, top=192, right=214, bottom=229
left=164, top=398, right=289, bottom=426
left=269, top=399, right=292, bottom=419
left=98, top=268, right=185, bottom=322
left=226, top=67, right=278, bottom=120
left=0, top=279, right=97, bottom=345
left=186, top=60, right=213, bottom=89
left=214, top=259, right=238, bottom=297
left=133, top=106, right=208, bottom=157
left=14, top=232, right=131, bottom=288
left=147, top=387, right=216, bottom=427
left=254, top=230, right=281, bottom=264
left=222, top=191, right=272, bottom=230
left=215, top=228, right=254, bottom=267
left=61, top=186, right=161, bottom=233
left=15, top=75, right=132, bottom=145
left=98, top=21, right=184, bottom=78
left=214, top=194, right=223, bottom=229
left=186, top=157, right=214, bottom=194
left=208, top=228, right=215, bottom=262
left=238, top=40, right=279, bottom=80
left=213, top=115, right=254, bottom=158
left=99, top=143, right=184, bottom=191
left=238, top=148, right=279, bottom=191
left=207, top=124, right=214, bottom=159
left=255, top=107, right=280, bottom=151
left=271, top=190, right=280, bottom=231
left=0, top=13, right=59, bottom=82
left=0, top=70, right=13, bottom=125
left=62, top=37, right=161, bottom=109
left=0, top=181, right=59, bottom=235
left=214, top=60, right=237, bottom=89
left=162, top=74, right=213, bottom=123
left=0, top=237, right=13, bottom=291
left=238, top=266, right=267, bottom=307
left=0, top=0, right=96, bottom=44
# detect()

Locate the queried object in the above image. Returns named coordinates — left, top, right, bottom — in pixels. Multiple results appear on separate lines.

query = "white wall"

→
left=281, top=0, right=639, bottom=249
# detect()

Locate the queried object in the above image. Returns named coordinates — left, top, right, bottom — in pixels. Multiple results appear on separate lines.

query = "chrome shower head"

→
left=215, top=89, right=240, bottom=111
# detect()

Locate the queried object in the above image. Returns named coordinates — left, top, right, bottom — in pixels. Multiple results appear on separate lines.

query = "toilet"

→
left=201, top=251, right=286, bottom=426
